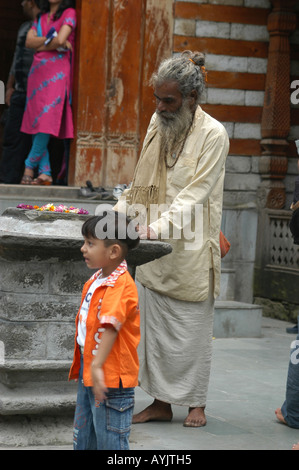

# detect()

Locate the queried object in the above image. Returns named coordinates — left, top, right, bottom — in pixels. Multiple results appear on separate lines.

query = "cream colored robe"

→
left=118, top=105, right=229, bottom=302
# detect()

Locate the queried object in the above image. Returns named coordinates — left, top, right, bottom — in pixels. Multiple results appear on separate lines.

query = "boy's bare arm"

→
left=91, top=326, right=118, bottom=402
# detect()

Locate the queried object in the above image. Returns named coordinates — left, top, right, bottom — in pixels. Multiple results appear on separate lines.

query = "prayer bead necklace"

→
left=163, top=128, right=190, bottom=169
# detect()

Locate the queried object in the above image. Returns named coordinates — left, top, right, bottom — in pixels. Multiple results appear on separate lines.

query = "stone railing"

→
left=254, top=209, right=299, bottom=309
left=269, top=211, right=299, bottom=269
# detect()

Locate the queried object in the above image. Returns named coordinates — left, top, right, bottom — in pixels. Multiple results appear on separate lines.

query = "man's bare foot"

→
left=183, top=407, right=207, bottom=427
left=132, top=399, right=173, bottom=424
left=275, top=408, right=287, bottom=425
left=292, top=442, right=299, bottom=450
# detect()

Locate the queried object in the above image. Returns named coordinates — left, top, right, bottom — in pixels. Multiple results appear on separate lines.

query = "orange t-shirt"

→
left=69, top=261, right=140, bottom=388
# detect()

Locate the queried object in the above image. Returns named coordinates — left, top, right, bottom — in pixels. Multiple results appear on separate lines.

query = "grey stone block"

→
left=214, top=301, right=262, bottom=338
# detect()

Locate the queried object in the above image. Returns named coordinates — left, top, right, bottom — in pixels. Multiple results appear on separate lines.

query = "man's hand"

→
left=138, top=225, right=158, bottom=240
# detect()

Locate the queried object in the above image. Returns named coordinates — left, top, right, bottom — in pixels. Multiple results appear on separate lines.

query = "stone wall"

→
left=174, top=0, right=299, bottom=207
left=173, top=0, right=299, bottom=306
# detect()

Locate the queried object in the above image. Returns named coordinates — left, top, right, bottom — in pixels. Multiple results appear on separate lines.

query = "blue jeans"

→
left=73, top=358, right=135, bottom=450
left=281, top=332, right=299, bottom=428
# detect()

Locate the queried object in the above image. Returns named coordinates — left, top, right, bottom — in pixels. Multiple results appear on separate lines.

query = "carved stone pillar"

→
left=258, top=0, right=296, bottom=209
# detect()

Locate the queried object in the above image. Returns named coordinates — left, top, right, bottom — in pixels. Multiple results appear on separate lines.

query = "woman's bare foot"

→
left=31, top=174, right=52, bottom=186
left=132, top=399, right=173, bottom=424
left=183, top=407, right=207, bottom=427
left=292, top=442, right=299, bottom=450
left=275, top=408, right=287, bottom=425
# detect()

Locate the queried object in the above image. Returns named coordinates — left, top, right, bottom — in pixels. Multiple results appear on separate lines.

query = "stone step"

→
left=214, top=300, right=262, bottom=338
left=0, top=184, right=115, bottom=215
left=0, top=382, right=76, bottom=416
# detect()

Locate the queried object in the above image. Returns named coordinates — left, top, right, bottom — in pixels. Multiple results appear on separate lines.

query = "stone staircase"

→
left=0, top=184, right=262, bottom=338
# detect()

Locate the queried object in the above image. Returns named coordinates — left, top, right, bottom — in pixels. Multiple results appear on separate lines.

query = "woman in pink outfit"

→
left=20, top=0, right=76, bottom=185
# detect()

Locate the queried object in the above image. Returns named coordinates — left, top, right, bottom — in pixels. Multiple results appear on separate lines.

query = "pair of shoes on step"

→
left=79, top=181, right=129, bottom=200
left=79, top=180, right=112, bottom=200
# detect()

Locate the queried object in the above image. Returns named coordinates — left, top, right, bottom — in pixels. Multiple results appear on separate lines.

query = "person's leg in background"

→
left=22, top=132, right=52, bottom=185
left=56, top=139, right=70, bottom=185
left=275, top=333, right=299, bottom=428
left=0, top=92, right=32, bottom=184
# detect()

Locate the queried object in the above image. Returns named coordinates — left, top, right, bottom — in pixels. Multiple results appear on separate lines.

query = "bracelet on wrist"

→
left=44, top=27, right=57, bottom=45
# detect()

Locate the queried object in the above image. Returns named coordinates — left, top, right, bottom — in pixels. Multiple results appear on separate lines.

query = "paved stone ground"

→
left=1, top=317, right=299, bottom=451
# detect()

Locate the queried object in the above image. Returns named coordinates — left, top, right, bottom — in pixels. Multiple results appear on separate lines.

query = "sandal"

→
left=21, top=174, right=33, bottom=185
left=31, top=174, right=52, bottom=186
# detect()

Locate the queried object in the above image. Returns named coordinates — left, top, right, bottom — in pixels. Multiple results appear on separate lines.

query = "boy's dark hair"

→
left=82, top=211, right=140, bottom=252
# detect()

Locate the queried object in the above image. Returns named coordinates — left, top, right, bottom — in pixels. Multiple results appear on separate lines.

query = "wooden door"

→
left=69, top=0, right=173, bottom=187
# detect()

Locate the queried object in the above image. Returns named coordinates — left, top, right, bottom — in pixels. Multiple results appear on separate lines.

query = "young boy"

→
left=69, top=210, right=140, bottom=450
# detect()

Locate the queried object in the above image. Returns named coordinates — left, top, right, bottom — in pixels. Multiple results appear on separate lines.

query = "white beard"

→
left=156, top=100, right=194, bottom=155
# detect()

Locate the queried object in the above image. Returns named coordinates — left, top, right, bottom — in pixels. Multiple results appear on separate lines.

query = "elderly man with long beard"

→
left=116, top=50, right=229, bottom=427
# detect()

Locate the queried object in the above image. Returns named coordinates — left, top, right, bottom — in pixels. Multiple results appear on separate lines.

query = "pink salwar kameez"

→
left=21, top=8, right=76, bottom=179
